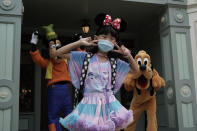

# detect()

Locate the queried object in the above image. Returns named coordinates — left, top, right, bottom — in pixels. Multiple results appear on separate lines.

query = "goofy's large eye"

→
left=137, top=58, right=142, bottom=65
left=144, top=58, right=148, bottom=65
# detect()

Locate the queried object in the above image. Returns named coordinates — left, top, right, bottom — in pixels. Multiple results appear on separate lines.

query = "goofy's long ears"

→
left=124, top=71, right=135, bottom=92
left=152, top=69, right=166, bottom=90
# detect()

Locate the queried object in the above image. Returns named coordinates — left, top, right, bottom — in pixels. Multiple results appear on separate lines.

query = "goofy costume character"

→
left=29, top=24, right=72, bottom=131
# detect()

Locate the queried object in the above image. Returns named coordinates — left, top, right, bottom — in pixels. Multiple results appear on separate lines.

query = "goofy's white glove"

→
left=30, top=31, right=39, bottom=45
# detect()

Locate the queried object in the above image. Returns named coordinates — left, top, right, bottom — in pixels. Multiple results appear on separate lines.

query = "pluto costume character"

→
left=124, top=50, right=165, bottom=131
left=29, top=24, right=72, bottom=131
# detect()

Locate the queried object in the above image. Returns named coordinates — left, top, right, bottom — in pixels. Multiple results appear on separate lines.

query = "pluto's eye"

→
left=137, top=58, right=142, bottom=65
left=144, top=58, right=148, bottom=65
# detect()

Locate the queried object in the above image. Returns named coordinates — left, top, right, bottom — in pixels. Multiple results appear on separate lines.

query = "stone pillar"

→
left=159, top=1, right=197, bottom=131
left=187, top=0, right=197, bottom=106
left=0, top=0, right=23, bottom=131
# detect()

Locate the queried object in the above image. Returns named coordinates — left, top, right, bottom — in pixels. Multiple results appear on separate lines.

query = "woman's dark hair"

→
left=96, top=26, right=119, bottom=41
left=87, top=13, right=127, bottom=59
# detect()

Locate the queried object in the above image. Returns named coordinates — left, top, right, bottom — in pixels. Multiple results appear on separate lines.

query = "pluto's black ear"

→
left=149, top=65, right=154, bottom=96
left=119, top=18, right=127, bottom=32
left=149, top=79, right=154, bottom=96
left=151, top=65, right=154, bottom=70
left=136, top=87, right=141, bottom=95
left=95, top=13, right=106, bottom=26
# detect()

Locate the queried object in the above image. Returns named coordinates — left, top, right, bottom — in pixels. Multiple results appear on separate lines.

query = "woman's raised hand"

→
left=112, top=42, right=131, bottom=57
left=79, top=37, right=98, bottom=46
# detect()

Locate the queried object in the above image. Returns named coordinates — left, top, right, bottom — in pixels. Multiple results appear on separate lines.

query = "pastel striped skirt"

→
left=59, top=92, right=133, bottom=131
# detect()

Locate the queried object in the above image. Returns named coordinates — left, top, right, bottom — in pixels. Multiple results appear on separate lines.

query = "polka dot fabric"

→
left=103, top=14, right=122, bottom=31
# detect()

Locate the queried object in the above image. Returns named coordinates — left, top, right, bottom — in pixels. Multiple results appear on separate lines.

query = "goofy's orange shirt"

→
left=30, top=50, right=71, bottom=87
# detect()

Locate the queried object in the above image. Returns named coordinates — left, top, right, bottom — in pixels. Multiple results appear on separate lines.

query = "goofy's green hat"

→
left=42, top=24, right=58, bottom=41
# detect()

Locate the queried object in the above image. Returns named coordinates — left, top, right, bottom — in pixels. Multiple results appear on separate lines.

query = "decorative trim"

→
left=174, top=8, right=185, bottom=23
left=161, top=15, right=167, bottom=25
left=3, top=0, right=11, bottom=6
left=166, top=81, right=175, bottom=105
left=0, top=0, right=16, bottom=11
left=180, top=85, right=191, bottom=98
left=0, top=80, right=14, bottom=109
left=167, top=87, right=174, bottom=99
left=0, top=87, right=11, bottom=100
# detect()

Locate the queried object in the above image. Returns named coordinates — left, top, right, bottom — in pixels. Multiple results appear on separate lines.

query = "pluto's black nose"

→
left=140, top=65, right=146, bottom=71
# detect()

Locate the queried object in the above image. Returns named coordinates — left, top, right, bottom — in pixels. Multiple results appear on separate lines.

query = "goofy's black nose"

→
left=140, top=65, right=146, bottom=71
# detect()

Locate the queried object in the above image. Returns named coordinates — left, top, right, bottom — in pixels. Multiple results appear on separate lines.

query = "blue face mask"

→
left=98, top=39, right=114, bottom=53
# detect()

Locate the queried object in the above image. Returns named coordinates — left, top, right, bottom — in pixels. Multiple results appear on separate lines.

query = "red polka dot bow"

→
left=103, top=14, right=121, bottom=31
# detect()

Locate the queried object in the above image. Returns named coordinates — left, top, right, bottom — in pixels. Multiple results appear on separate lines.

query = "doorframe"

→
left=19, top=44, right=42, bottom=131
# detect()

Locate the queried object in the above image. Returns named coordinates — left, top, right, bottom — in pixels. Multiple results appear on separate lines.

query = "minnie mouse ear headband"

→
left=95, top=13, right=127, bottom=32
